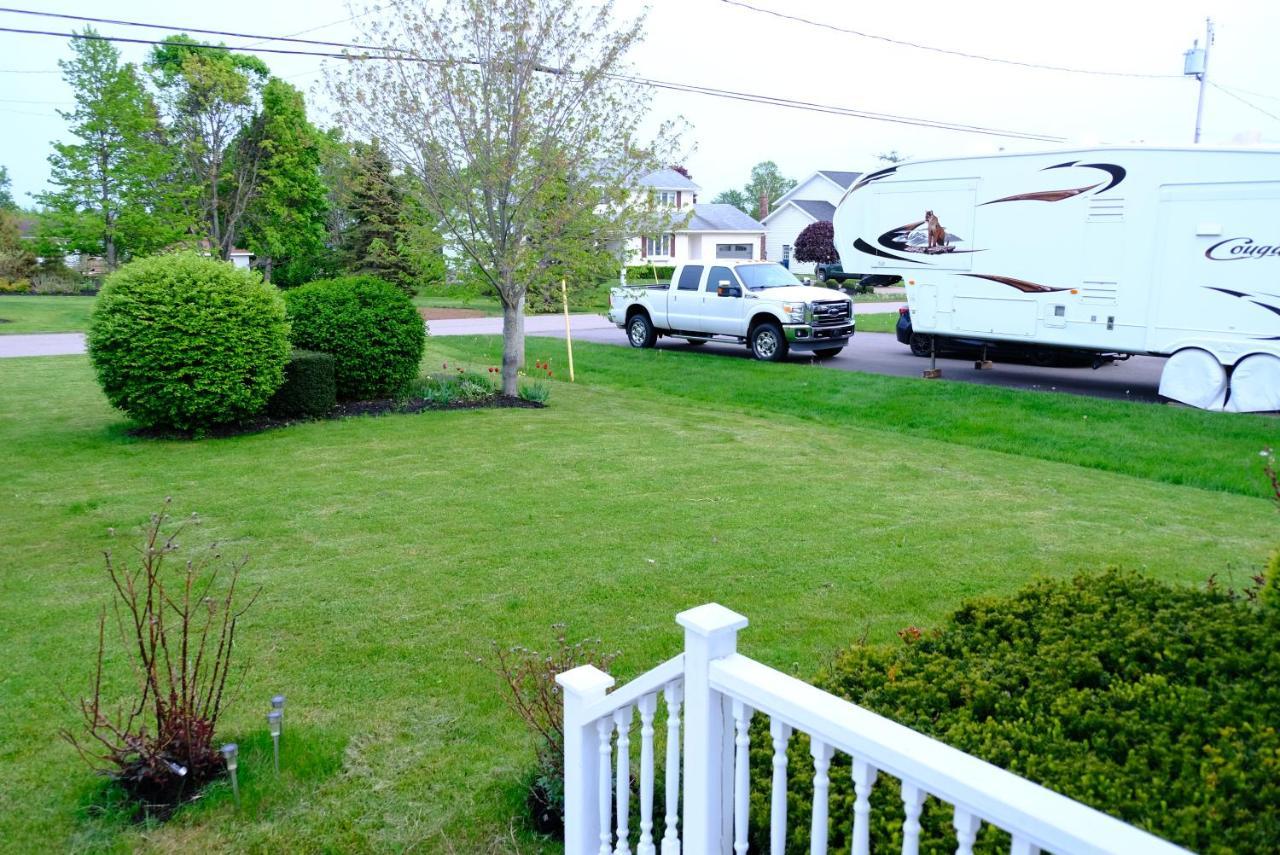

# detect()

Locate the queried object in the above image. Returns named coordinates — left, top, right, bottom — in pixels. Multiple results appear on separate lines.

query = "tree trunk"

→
left=500, top=291, right=525, bottom=397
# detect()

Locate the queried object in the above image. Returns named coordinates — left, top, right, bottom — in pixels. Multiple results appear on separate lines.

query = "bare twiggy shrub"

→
left=487, top=626, right=619, bottom=836
left=63, top=499, right=258, bottom=814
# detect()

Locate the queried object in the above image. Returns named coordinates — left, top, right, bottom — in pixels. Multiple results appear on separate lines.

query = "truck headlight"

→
left=782, top=303, right=807, bottom=323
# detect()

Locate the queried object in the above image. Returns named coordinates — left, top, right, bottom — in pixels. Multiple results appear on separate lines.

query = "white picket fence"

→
left=556, top=603, right=1192, bottom=855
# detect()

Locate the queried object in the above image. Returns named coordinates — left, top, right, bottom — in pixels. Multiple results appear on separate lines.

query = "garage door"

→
left=715, top=243, right=752, bottom=259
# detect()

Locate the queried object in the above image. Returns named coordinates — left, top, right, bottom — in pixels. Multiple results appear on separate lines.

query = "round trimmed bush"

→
left=283, top=275, right=425, bottom=400
left=88, top=253, right=290, bottom=431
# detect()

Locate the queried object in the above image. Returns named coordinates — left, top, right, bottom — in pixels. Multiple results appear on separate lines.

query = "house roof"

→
left=675, top=203, right=764, bottom=232
left=639, top=168, right=700, bottom=192
left=792, top=199, right=836, bottom=221
left=817, top=170, right=861, bottom=189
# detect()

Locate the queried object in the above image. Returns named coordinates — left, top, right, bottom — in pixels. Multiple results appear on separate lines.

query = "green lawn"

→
left=854, top=312, right=899, bottom=333
left=0, top=295, right=97, bottom=334
left=0, top=343, right=1275, bottom=852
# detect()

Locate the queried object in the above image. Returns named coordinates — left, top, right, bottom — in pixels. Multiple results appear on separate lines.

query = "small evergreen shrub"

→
left=749, top=570, right=1280, bottom=854
left=267, top=349, right=336, bottom=419
left=625, top=264, right=676, bottom=283
left=284, top=275, right=425, bottom=400
left=87, top=253, right=290, bottom=431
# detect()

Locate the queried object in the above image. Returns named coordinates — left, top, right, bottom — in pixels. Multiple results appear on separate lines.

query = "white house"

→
left=621, top=169, right=767, bottom=268
left=761, top=170, right=861, bottom=274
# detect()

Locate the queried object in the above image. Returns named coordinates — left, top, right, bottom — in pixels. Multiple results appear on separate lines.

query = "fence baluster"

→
left=810, top=739, right=834, bottom=855
left=732, top=700, right=754, bottom=855
left=1009, top=836, right=1041, bottom=855
left=638, top=694, right=658, bottom=855
left=851, top=759, right=877, bottom=855
left=953, top=807, right=980, bottom=855
left=662, top=682, right=683, bottom=855
left=598, top=717, right=614, bottom=855
left=615, top=707, right=634, bottom=855
left=901, top=781, right=926, bottom=855
left=769, top=719, right=791, bottom=855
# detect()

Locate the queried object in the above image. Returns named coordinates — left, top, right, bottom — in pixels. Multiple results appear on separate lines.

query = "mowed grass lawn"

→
left=0, top=295, right=97, bottom=334
left=0, top=339, right=1276, bottom=852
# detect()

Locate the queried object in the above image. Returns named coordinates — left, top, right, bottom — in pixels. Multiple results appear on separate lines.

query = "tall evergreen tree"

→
left=240, top=78, right=328, bottom=285
left=0, top=166, right=14, bottom=210
left=336, top=139, right=415, bottom=291
left=40, top=29, right=187, bottom=268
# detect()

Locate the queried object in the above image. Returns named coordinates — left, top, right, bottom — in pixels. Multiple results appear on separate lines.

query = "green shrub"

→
left=0, top=277, right=30, bottom=293
left=267, top=349, right=337, bottom=419
left=87, top=253, right=290, bottom=431
left=625, top=264, right=675, bottom=284
left=750, top=570, right=1280, bottom=854
left=409, top=370, right=494, bottom=404
left=284, top=275, right=426, bottom=400
left=518, top=380, right=551, bottom=404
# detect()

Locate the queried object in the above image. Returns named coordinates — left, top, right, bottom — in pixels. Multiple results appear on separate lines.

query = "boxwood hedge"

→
left=267, top=349, right=336, bottom=419
left=283, top=275, right=425, bottom=400
left=87, top=253, right=290, bottom=431
left=749, top=570, right=1280, bottom=854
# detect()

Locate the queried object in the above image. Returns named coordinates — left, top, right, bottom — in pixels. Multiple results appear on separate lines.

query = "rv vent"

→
left=1087, top=197, right=1124, bottom=223
left=1080, top=280, right=1119, bottom=306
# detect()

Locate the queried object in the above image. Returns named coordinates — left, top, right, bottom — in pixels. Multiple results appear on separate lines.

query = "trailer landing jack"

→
left=923, top=338, right=942, bottom=379
left=974, top=345, right=992, bottom=371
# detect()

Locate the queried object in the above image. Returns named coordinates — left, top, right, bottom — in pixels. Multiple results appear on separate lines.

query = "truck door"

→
left=700, top=265, right=746, bottom=335
left=668, top=264, right=703, bottom=331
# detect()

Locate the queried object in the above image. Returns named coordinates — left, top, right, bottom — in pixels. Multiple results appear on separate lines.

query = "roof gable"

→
left=674, top=203, right=764, bottom=232
left=639, top=168, right=700, bottom=192
left=771, top=169, right=863, bottom=210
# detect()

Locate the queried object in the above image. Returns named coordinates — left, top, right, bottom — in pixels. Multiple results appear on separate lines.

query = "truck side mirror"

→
left=716, top=281, right=740, bottom=298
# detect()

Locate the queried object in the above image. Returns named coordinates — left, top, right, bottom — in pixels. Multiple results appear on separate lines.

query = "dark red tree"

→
left=668, top=164, right=692, bottom=180
left=793, top=220, right=839, bottom=264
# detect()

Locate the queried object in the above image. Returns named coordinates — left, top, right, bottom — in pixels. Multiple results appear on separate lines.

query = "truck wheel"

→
left=814, top=347, right=843, bottom=359
left=909, top=333, right=933, bottom=358
left=627, top=313, right=657, bottom=348
left=750, top=322, right=788, bottom=362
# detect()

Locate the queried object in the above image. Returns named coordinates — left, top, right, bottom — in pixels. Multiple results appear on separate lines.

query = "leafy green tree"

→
left=0, top=166, right=14, bottom=210
left=712, top=188, right=751, bottom=214
left=330, top=0, right=681, bottom=394
left=149, top=37, right=270, bottom=259
left=40, top=29, right=188, bottom=268
left=744, top=160, right=796, bottom=220
left=239, top=78, right=328, bottom=286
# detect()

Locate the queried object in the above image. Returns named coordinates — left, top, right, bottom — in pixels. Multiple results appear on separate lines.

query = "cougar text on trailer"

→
left=833, top=146, right=1280, bottom=411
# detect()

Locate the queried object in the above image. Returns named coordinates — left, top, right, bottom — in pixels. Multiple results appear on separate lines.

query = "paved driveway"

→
left=0, top=333, right=86, bottom=358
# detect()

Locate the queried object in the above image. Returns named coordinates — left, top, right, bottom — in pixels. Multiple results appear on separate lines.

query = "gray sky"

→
left=3, top=0, right=1278, bottom=205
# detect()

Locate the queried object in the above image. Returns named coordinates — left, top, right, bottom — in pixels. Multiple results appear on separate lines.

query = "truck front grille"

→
left=811, top=301, right=852, bottom=326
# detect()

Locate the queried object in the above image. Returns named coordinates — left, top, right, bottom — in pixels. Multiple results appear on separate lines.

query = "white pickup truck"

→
left=607, top=261, right=855, bottom=360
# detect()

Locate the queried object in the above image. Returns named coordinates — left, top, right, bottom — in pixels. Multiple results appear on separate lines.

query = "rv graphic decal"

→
left=960, top=274, right=1070, bottom=294
left=980, top=162, right=1126, bottom=206
left=1205, top=237, right=1280, bottom=261
left=875, top=211, right=979, bottom=256
left=852, top=237, right=925, bottom=264
left=1206, top=286, right=1280, bottom=339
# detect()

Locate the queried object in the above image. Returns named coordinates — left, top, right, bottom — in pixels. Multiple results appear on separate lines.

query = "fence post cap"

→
left=556, top=663, right=616, bottom=695
left=676, top=603, right=748, bottom=637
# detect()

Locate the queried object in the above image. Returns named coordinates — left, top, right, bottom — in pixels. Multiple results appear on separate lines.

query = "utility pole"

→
left=1183, top=17, right=1214, bottom=143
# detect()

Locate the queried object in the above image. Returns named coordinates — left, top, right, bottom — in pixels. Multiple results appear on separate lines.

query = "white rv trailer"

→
left=832, top=146, right=1280, bottom=411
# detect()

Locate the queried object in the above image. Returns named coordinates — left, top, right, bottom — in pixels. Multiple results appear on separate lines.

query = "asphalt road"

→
left=539, top=319, right=1168, bottom=404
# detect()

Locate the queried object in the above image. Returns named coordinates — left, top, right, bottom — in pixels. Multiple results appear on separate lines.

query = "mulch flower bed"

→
left=130, top=394, right=543, bottom=440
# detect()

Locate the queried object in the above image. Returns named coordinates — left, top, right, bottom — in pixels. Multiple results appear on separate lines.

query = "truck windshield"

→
left=736, top=264, right=802, bottom=290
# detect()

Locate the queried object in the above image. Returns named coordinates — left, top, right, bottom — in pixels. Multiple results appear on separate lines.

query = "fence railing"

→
left=556, top=603, right=1192, bottom=855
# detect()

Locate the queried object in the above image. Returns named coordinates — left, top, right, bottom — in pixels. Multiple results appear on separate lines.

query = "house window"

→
left=646, top=234, right=672, bottom=257
left=651, top=190, right=677, bottom=206
left=715, top=243, right=752, bottom=259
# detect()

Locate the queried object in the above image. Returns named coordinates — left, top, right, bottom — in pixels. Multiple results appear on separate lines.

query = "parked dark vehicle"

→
left=895, top=307, right=1107, bottom=367
left=814, top=261, right=855, bottom=284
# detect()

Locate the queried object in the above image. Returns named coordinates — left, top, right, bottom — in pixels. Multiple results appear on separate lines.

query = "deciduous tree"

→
left=240, top=78, right=328, bottom=285
left=0, top=166, right=14, bottom=210
left=40, top=29, right=187, bottom=268
left=330, top=0, right=680, bottom=394
left=793, top=220, right=838, bottom=265
left=744, top=160, right=795, bottom=220
left=149, top=37, right=270, bottom=259
left=712, top=188, right=750, bottom=214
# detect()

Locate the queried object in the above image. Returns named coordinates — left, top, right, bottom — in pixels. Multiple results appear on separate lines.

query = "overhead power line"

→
left=717, top=0, right=1181, bottom=80
left=1214, top=82, right=1280, bottom=105
left=0, top=21, right=1067, bottom=143
left=1209, top=82, right=1280, bottom=124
